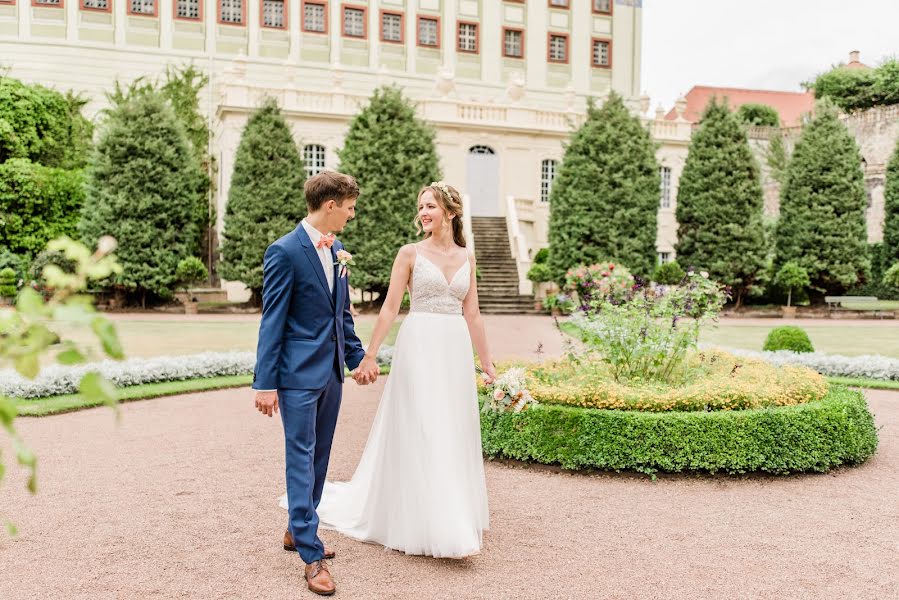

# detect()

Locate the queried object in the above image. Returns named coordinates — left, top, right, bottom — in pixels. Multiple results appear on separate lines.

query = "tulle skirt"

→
left=281, top=311, right=489, bottom=558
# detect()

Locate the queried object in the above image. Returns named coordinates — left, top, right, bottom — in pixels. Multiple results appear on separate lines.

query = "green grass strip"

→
left=825, top=376, right=899, bottom=391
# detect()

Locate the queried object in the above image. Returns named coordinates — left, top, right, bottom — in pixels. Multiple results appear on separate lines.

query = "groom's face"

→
left=326, top=197, right=357, bottom=233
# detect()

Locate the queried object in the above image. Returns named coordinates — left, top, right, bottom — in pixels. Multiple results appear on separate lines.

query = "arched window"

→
left=303, top=144, right=326, bottom=178
left=540, top=159, right=558, bottom=203
left=468, top=145, right=495, bottom=155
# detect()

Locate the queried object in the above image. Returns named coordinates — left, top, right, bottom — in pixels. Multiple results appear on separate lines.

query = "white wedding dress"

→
left=280, top=247, right=489, bottom=558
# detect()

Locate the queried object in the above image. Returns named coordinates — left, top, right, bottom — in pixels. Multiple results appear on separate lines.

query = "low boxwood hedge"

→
left=480, top=386, right=878, bottom=475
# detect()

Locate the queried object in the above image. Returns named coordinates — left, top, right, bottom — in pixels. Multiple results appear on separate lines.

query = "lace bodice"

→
left=409, top=250, right=470, bottom=315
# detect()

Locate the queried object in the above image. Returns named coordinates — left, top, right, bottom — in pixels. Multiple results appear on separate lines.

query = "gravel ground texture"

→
left=1, top=315, right=897, bottom=599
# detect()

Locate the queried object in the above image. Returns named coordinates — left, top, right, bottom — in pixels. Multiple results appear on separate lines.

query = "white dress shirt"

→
left=302, top=219, right=334, bottom=293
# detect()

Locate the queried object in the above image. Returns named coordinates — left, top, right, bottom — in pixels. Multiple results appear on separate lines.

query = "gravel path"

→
left=0, top=314, right=897, bottom=599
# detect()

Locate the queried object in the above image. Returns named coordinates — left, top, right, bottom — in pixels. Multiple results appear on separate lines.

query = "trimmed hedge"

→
left=764, top=326, right=814, bottom=353
left=480, top=386, right=878, bottom=475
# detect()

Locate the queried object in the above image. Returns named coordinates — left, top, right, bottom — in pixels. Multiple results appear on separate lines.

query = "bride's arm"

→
left=462, top=253, right=496, bottom=383
left=356, top=244, right=415, bottom=380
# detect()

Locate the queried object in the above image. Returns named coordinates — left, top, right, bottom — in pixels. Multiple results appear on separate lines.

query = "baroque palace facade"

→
left=1, top=0, right=696, bottom=301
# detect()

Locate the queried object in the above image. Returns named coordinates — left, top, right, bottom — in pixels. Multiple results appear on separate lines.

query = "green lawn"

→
left=701, top=323, right=899, bottom=358
left=52, top=318, right=400, bottom=359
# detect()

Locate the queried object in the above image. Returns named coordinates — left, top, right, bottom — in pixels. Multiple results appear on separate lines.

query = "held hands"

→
left=254, top=390, right=279, bottom=417
left=353, top=355, right=380, bottom=385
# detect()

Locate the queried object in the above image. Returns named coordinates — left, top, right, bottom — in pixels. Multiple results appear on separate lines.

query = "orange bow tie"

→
left=316, top=233, right=335, bottom=249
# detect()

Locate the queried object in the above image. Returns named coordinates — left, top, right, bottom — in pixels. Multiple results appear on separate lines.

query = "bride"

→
left=281, top=181, right=496, bottom=559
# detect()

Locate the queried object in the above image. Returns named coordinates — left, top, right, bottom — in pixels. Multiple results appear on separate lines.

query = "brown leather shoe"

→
left=283, top=529, right=335, bottom=559
left=305, top=560, right=335, bottom=596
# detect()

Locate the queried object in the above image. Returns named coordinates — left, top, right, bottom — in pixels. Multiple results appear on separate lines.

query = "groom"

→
left=252, top=171, right=378, bottom=596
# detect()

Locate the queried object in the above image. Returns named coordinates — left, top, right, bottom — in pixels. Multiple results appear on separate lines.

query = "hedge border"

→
left=480, top=386, right=878, bottom=475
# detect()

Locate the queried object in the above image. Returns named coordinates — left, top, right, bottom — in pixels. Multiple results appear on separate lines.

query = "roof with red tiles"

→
left=664, top=86, right=816, bottom=127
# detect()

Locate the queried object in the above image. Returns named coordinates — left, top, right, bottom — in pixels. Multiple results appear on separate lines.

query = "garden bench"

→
left=824, top=296, right=892, bottom=319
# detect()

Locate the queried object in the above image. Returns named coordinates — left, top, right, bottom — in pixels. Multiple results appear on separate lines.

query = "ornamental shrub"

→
left=764, top=326, right=814, bottom=353
left=652, top=261, right=685, bottom=285
left=527, top=262, right=553, bottom=283
left=0, top=267, right=17, bottom=298
left=547, top=92, right=659, bottom=280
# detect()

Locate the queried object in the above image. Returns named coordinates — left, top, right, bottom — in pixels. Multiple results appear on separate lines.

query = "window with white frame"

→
left=382, top=12, right=402, bottom=42
left=343, top=7, right=364, bottom=37
left=34, top=0, right=62, bottom=5
left=418, top=17, right=438, bottom=47
left=458, top=22, right=477, bottom=53
left=504, top=29, right=523, bottom=58
left=304, top=145, right=326, bottom=178
left=550, top=0, right=569, bottom=7
left=660, top=166, right=672, bottom=208
left=130, top=0, right=154, bottom=14
left=592, top=39, right=610, bottom=67
left=219, top=0, right=242, bottom=23
left=658, top=252, right=671, bottom=265
left=469, top=145, right=495, bottom=155
left=594, top=0, right=611, bottom=13
left=541, top=159, right=558, bottom=203
left=263, top=0, right=284, bottom=28
left=303, top=1, right=325, bottom=32
left=549, top=34, right=567, bottom=62
left=176, top=0, right=199, bottom=18
left=83, top=0, right=109, bottom=9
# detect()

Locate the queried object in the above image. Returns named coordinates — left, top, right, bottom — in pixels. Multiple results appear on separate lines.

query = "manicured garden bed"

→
left=480, top=385, right=878, bottom=475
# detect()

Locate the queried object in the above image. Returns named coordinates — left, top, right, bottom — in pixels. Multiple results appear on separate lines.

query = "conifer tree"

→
left=338, top=86, right=441, bottom=297
left=547, top=92, right=660, bottom=280
left=774, top=103, right=869, bottom=301
left=675, top=100, right=767, bottom=306
left=882, top=138, right=899, bottom=268
left=219, top=99, right=306, bottom=304
left=80, top=92, right=203, bottom=305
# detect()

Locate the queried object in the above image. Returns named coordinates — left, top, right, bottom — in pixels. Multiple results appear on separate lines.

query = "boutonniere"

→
left=334, top=249, right=354, bottom=278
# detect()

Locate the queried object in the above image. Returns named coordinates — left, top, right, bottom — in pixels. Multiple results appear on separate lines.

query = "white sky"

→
left=641, top=0, right=899, bottom=110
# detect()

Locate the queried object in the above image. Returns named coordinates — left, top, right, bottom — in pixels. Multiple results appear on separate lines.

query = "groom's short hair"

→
left=305, top=171, right=359, bottom=211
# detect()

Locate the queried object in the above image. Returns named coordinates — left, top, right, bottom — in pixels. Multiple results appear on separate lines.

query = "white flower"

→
left=700, top=271, right=709, bottom=278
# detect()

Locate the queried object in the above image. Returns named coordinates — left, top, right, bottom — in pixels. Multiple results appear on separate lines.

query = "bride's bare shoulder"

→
left=396, top=244, right=418, bottom=263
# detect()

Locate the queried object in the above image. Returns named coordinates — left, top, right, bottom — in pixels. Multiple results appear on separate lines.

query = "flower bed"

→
left=480, top=385, right=878, bottom=475
left=514, top=350, right=828, bottom=412
left=2, top=345, right=396, bottom=400
left=719, top=347, right=899, bottom=381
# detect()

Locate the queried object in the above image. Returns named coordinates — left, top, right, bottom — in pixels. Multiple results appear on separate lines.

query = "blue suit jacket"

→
left=252, top=223, right=365, bottom=391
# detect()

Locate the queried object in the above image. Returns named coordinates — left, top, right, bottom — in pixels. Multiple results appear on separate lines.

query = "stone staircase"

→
left=470, top=216, right=539, bottom=315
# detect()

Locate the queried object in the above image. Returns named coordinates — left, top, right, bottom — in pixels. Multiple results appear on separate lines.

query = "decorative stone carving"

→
left=435, top=66, right=456, bottom=97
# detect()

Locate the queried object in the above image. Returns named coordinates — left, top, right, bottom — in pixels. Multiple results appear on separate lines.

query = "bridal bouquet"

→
left=480, top=366, right=538, bottom=413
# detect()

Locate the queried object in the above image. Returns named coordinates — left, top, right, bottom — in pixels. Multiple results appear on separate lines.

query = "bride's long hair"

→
left=414, top=183, right=467, bottom=248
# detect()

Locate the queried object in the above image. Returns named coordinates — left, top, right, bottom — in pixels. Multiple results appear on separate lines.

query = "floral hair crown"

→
left=430, top=181, right=453, bottom=202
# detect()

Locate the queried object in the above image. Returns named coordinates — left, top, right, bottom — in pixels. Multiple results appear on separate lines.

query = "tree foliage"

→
left=105, top=65, right=213, bottom=258
left=737, top=103, right=780, bottom=127
left=674, top=100, right=767, bottom=306
left=883, top=138, right=899, bottom=269
left=80, top=92, right=204, bottom=304
left=0, top=77, right=93, bottom=169
left=218, top=98, right=306, bottom=303
left=0, top=158, right=85, bottom=257
left=774, top=103, right=869, bottom=300
left=547, top=92, right=660, bottom=280
left=338, top=86, right=441, bottom=296
left=805, top=58, right=899, bottom=112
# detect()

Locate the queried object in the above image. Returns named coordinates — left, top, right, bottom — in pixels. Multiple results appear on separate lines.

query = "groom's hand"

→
left=354, top=356, right=379, bottom=385
left=254, top=390, right=279, bottom=417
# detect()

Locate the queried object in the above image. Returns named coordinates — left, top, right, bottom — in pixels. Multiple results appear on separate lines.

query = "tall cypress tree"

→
left=774, top=102, right=869, bottom=302
left=80, top=92, right=203, bottom=306
left=674, top=100, right=767, bottom=306
left=338, top=85, right=441, bottom=297
left=883, top=138, right=899, bottom=269
left=547, top=92, right=659, bottom=280
left=219, top=99, right=306, bottom=304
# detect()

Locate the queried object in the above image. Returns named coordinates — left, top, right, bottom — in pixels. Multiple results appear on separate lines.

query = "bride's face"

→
left=418, top=190, right=451, bottom=234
